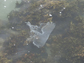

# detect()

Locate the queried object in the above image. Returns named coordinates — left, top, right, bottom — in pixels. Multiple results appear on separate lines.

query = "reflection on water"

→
left=0, top=0, right=84, bottom=63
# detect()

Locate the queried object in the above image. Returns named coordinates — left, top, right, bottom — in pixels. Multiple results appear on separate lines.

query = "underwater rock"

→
left=26, top=22, right=55, bottom=48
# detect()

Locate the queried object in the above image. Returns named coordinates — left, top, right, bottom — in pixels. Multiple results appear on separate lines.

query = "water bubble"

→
left=63, top=7, right=66, bottom=9
left=4, top=0, right=6, bottom=1
left=4, top=6, right=6, bottom=8
left=15, top=53, right=17, bottom=54
left=28, top=51, right=30, bottom=53
left=40, top=5, right=43, bottom=7
left=26, top=43, right=28, bottom=45
left=59, top=12, right=62, bottom=14
left=14, top=44, right=16, bottom=46
left=49, top=14, right=52, bottom=16
left=12, top=27, right=14, bottom=29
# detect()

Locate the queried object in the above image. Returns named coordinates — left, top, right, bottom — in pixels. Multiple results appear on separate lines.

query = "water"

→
left=0, top=0, right=21, bottom=20
left=0, top=0, right=84, bottom=63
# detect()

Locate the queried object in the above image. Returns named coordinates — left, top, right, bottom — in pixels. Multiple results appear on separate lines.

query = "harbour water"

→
left=0, top=0, right=84, bottom=63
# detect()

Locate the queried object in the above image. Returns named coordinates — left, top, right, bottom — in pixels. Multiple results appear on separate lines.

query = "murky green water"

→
left=0, top=0, right=84, bottom=63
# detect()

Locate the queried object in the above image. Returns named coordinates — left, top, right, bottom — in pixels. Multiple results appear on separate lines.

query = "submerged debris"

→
left=26, top=22, right=55, bottom=48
